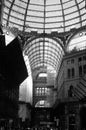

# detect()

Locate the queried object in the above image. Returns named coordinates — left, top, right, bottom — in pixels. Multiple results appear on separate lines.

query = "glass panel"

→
left=29, top=5, right=44, bottom=12
left=3, top=0, right=86, bottom=33
left=12, top=5, right=25, bottom=14
left=46, top=11, right=62, bottom=17
left=64, top=6, right=77, bottom=15
left=65, top=17, right=80, bottom=26
left=67, top=31, right=86, bottom=52
left=10, top=11, right=24, bottom=20
left=25, top=37, right=64, bottom=70
left=65, top=12, right=79, bottom=20
left=15, top=0, right=27, bottom=8
left=63, top=1, right=75, bottom=8
left=9, top=16, right=24, bottom=25
left=27, top=10, right=43, bottom=17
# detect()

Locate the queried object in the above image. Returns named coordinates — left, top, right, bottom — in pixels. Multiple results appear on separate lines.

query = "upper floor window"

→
left=67, top=60, right=70, bottom=64
left=79, top=65, right=86, bottom=76
left=68, top=85, right=74, bottom=97
left=35, top=87, right=50, bottom=96
left=67, top=68, right=75, bottom=79
left=83, top=65, right=86, bottom=74
left=83, top=56, right=86, bottom=61
left=78, top=56, right=86, bottom=63
left=68, top=69, right=71, bottom=78
left=72, top=68, right=75, bottom=77
left=78, top=57, right=82, bottom=62
left=71, top=59, right=74, bottom=64
left=79, top=66, right=82, bottom=76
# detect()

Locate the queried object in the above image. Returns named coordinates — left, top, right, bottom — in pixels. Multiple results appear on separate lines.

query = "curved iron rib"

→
left=6, top=0, right=15, bottom=26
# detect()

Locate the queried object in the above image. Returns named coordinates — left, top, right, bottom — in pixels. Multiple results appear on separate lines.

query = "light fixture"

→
left=6, top=31, right=9, bottom=35
left=79, top=32, right=83, bottom=36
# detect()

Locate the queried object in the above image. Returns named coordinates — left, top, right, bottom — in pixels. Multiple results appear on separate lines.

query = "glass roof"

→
left=67, top=30, right=86, bottom=52
left=3, top=0, right=86, bottom=33
left=2, top=0, right=86, bottom=73
left=24, top=37, right=64, bottom=72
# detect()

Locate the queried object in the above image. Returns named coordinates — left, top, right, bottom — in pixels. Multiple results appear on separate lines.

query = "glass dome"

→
left=3, top=0, right=86, bottom=33
left=2, top=0, right=86, bottom=72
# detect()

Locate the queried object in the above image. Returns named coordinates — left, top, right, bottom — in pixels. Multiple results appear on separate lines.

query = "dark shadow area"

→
left=80, top=106, right=86, bottom=130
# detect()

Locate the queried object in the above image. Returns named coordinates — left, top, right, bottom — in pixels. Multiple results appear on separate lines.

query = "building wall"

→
left=54, top=49, right=86, bottom=130
left=56, top=49, right=86, bottom=100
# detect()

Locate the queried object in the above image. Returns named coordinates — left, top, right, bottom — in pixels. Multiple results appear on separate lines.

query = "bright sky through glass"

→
left=67, top=31, right=86, bottom=52
left=3, top=0, right=86, bottom=33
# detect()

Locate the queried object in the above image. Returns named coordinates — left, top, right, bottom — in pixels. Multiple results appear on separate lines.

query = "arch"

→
left=24, top=36, right=64, bottom=71
left=36, top=71, right=47, bottom=79
left=66, top=27, right=86, bottom=52
left=35, top=100, right=50, bottom=108
left=24, top=34, right=65, bottom=51
left=66, top=26, right=86, bottom=46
